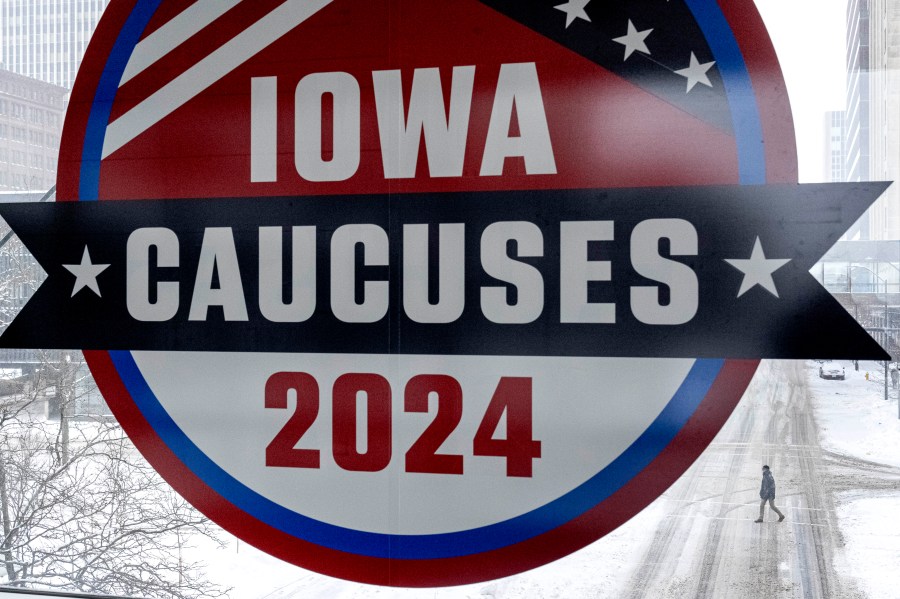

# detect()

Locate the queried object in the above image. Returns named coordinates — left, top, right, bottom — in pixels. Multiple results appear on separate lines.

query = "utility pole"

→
left=58, top=351, right=73, bottom=463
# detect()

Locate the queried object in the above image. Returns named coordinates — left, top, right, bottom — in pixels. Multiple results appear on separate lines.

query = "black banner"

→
left=0, top=183, right=889, bottom=359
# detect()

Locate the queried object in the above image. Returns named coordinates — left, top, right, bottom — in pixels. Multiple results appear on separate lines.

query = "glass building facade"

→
left=0, top=69, right=66, bottom=191
left=0, top=0, right=109, bottom=89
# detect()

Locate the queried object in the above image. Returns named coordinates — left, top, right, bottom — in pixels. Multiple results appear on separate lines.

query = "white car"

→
left=819, top=362, right=845, bottom=380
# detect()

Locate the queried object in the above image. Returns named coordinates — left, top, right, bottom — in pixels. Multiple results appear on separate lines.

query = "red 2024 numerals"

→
left=264, top=373, right=542, bottom=477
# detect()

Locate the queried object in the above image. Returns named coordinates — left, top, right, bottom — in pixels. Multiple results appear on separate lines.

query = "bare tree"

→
left=0, top=221, right=230, bottom=598
left=0, top=354, right=231, bottom=598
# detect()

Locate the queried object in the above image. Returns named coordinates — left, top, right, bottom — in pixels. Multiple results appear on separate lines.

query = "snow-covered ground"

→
left=195, top=359, right=900, bottom=599
left=806, top=359, right=900, bottom=599
left=834, top=496, right=900, bottom=599
left=4, top=359, right=896, bottom=599
left=808, top=360, right=900, bottom=469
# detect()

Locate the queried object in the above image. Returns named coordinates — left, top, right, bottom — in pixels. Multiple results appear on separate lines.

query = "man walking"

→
left=755, top=465, right=785, bottom=523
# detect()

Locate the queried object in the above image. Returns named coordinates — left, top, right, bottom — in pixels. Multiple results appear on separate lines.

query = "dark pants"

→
left=759, top=498, right=784, bottom=520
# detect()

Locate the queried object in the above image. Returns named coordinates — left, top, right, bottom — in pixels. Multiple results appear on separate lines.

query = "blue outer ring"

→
left=80, top=0, right=765, bottom=560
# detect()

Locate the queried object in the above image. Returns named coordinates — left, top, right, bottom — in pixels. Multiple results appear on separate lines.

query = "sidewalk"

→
left=806, top=359, right=900, bottom=599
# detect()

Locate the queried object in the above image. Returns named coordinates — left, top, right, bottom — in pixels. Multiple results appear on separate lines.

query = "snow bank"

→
left=806, top=359, right=900, bottom=599
left=806, top=360, right=900, bottom=468
left=833, top=495, right=900, bottom=599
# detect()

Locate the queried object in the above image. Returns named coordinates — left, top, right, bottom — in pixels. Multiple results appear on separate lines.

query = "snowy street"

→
left=193, top=360, right=900, bottom=599
left=3, top=359, right=895, bottom=599
left=619, top=360, right=900, bottom=599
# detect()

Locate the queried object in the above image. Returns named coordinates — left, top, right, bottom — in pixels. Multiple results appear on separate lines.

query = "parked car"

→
left=819, top=362, right=845, bottom=380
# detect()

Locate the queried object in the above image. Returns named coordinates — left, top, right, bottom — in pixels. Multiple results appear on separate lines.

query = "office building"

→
left=0, top=0, right=109, bottom=89
left=845, top=0, right=900, bottom=240
left=826, top=110, right=846, bottom=182
left=0, top=68, right=66, bottom=192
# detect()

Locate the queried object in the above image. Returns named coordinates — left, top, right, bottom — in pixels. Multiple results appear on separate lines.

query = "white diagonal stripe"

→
left=102, top=0, right=333, bottom=159
left=120, top=0, right=244, bottom=85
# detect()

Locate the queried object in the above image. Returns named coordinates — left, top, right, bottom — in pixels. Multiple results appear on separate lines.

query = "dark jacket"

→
left=759, top=469, right=776, bottom=500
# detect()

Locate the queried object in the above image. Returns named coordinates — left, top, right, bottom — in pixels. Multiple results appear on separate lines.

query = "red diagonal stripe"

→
left=110, top=0, right=292, bottom=121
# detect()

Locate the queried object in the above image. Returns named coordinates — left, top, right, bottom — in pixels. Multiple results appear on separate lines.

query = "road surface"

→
left=621, top=360, right=900, bottom=599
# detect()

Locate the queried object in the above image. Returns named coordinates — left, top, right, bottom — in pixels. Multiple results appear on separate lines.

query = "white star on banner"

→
left=612, top=20, right=653, bottom=60
left=63, top=246, right=110, bottom=298
left=724, top=237, right=791, bottom=298
left=554, top=0, right=591, bottom=28
left=674, top=52, right=715, bottom=92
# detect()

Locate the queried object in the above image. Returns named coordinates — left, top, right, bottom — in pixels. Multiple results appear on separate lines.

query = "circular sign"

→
left=58, top=0, right=797, bottom=587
